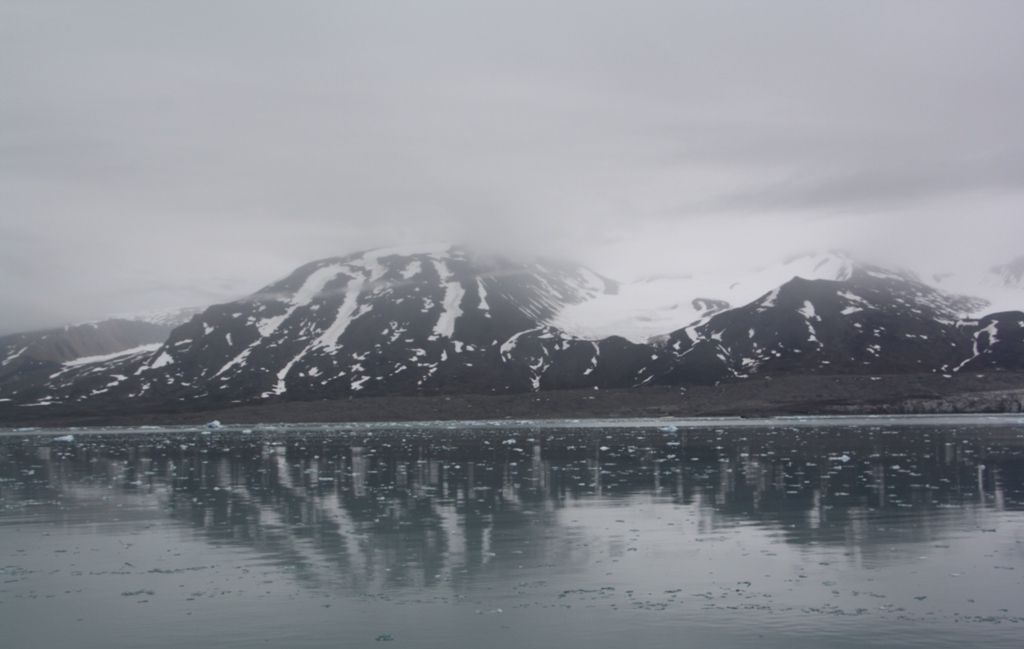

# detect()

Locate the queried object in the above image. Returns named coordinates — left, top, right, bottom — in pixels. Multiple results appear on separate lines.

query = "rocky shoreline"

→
left=3, top=371, right=1022, bottom=429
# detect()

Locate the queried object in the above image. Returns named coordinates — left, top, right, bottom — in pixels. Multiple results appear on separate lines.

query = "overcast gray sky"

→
left=2, top=0, right=1023, bottom=334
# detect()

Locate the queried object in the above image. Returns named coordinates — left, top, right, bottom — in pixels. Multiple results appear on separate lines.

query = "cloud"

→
left=1, top=1, right=1023, bottom=333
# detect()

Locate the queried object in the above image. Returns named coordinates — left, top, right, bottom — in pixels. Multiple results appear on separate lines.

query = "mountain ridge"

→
left=1, top=244, right=1021, bottom=416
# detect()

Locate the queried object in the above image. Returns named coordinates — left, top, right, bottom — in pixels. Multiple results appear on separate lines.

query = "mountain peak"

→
left=990, top=255, right=1024, bottom=288
left=2, top=245, right=1021, bottom=410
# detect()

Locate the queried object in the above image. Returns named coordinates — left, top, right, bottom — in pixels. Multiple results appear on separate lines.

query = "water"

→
left=2, top=416, right=1023, bottom=648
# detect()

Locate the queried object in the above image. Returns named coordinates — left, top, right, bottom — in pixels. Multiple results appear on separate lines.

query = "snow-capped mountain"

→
left=655, top=264, right=997, bottom=385
left=1, top=245, right=1021, bottom=410
left=111, top=305, right=206, bottom=328
left=953, top=311, right=1024, bottom=372
left=0, top=318, right=173, bottom=375
left=925, top=254, right=1024, bottom=318
left=0, top=305, right=205, bottom=403
left=553, top=251, right=913, bottom=343
left=159, top=243, right=615, bottom=399
left=989, top=256, right=1024, bottom=289
left=0, top=305, right=202, bottom=368
left=6, top=245, right=625, bottom=404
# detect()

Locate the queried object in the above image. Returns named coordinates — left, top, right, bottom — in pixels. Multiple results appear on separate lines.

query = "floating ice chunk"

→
left=53, top=434, right=75, bottom=442
left=205, top=420, right=222, bottom=428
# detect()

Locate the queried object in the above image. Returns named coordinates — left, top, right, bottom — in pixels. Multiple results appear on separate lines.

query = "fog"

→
left=2, top=1, right=1023, bottom=334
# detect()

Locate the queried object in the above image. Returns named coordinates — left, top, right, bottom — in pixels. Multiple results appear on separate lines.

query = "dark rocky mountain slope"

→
left=1, top=245, right=1021, bottom=417
left=655, top=265, right=993, bottom=385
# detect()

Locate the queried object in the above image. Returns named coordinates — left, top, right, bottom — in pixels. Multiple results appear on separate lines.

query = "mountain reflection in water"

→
left=2, top=419, right=1023, bottom=648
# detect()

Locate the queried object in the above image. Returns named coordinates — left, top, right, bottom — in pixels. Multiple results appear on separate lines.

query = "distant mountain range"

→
left=1, top=245, right=1021, bottom=411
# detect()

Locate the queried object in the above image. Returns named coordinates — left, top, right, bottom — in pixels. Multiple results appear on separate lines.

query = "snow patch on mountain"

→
left=955, top=321, right=1000, bottom=371
left=63, top=343, right=163, bottom=368
left=292, top=264, right=347, bottom=305
left=989, top=256, right=1024, bottom=288
left=923, top=255, right=1024, bottom=317
left=433, top=282, right=465, bottom=338
left=315, top=278, right=368, bottom=352
left=552, top=251, right=858, bottom=343
left=3, top=346, right=28, bottom=367
left=106, top=306, right=203, bottom=328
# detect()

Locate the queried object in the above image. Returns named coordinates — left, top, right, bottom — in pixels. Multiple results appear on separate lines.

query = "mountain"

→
left=114, top=306, right=206, bottom=328
left=0, top=306, right=200, bottom=365
left=927, top=254, right=1024, bottom=317
left=655, top=263, right=992, bottom=385
left=5, top=245, right=630, bottom=405
left=0, top=306, right=203, bottom=407
left=1, top=245, right=1021, bottom=413
left=1, top=320, right=165, bottom=369
left=552, top=251, right=863, bottom=343
left=954, top=311, right=1024, bottom=372
left=989, top=256, right=1024, bottom=289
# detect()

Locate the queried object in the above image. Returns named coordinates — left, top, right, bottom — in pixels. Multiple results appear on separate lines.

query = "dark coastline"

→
left=3, top=371, right=1023, bottom=429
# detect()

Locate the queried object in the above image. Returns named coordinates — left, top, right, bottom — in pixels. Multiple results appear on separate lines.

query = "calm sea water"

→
left=2, top=416, right=1022, bottom=648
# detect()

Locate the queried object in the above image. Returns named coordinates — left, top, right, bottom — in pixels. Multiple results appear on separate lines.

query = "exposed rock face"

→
left=955, top=312, right=1024, bottom=371
left=655, top=265, right=992, bottom=384
left=0, top=319, right=171, bottom=400
left=1, top=245, right=1021, bottom=411
left=0, top=319, right=169, bottom=365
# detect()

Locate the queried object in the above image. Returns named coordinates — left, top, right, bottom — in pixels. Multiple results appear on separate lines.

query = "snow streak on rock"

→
left=433, top=282, right=465, bottom=338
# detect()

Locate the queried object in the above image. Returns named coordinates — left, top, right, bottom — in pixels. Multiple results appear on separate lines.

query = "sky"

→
left=2, top=0, right=1023, bottom=335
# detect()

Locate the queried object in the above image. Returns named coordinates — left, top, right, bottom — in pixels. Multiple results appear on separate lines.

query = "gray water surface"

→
left=2, top=417, right=1022, bottom=648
